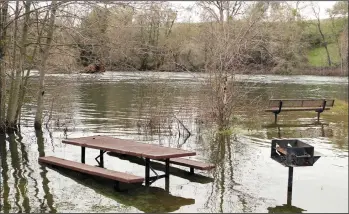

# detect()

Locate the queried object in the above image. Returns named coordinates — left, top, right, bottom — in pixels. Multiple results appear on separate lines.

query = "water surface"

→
left=1, top=72, right=348, bottom=213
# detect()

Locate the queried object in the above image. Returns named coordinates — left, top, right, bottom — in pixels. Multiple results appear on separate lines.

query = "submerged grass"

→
left=323, top=99, right=348, bottom=120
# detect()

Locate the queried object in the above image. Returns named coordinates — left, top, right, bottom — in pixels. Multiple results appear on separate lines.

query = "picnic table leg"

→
left=165, top=158, right=170, bottom=192
left=145, top=158, right=150, bottom=187
left=100, top=150, right=104, bottom=168
left=81, top=147, right=85, bottom=163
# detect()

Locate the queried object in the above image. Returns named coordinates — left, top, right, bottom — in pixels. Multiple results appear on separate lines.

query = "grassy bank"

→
left=307, top=43, right=342, bottom=67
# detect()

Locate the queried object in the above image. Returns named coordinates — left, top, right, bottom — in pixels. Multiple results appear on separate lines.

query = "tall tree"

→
left=34, top=1, right=58, bottom=130
left=311, top=3, right=332, bottom=67
left=0, top=1, right=8, bottom=132
left=6, top=0, right=21, bottom=130
left=327, top=1, right=348, bottom=74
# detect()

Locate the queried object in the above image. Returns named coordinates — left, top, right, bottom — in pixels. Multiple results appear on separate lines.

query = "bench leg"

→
left=274, top=113, right=278, bottom=124
left=145, top=158, right=150, bottom=187
left=81, top=147, right=85, bottom=164
left=165, top=158, right=170, bottom=192
left=189, top=167, right=194, bottom=175
left=317, top=112, right=320, bottom=122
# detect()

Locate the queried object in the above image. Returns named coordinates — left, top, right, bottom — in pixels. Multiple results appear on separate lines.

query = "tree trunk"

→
left=13, top=1, right=32, bottom=125
left=323, top=42, right=332, bottom=67
left=34, top=1, right=58, bottom=130
left=6, top=1, right=20, bottom=130
left=16, top=6, right=49, bottom=122
left=0, top=2, right=8, bottom=132
left=313, top=7, right=332, bottom=67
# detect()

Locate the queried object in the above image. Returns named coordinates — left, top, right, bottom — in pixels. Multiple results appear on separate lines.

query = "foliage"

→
left=307, top=43, right=341, bottom=67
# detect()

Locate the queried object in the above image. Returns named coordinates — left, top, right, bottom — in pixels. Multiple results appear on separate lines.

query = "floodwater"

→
left=1, top=72, right=348, bottom=213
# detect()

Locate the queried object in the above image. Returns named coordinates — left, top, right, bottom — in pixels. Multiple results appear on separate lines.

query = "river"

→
left=1, top=72, right=348, bottom=213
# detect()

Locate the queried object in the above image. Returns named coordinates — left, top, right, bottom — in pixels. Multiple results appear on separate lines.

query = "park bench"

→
left=157, top=158, right=215, bottom=174
left=39, top=156, right=144, bottom=189
left=265, top=98, right=335, bottom=123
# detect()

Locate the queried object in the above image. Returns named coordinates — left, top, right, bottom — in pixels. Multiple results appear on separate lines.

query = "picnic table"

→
left=39, top=135, right=214, bottom=191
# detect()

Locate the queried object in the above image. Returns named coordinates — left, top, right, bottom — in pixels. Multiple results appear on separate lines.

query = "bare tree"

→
left=311, top=3, right=332, bottom=67
left=34, top=1, right=58, bottom=130
left=6, top=0, right=21, bottom=130
left=198, top=1, right=267, bottom=130
left=327, top=1, right=349, bottom=75
left=0, top=1, right=8, bottom=132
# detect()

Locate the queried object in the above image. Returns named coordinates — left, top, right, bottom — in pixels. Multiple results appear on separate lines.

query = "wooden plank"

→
left=158, top=158, right=215, bottom=170
left=276, top=147, right=287, bottom=155
left=268, top=99, right=334, bottom=108
left=39, top=156, right=144, bottom=183
left=269, top=98, right=329, bottom=101
left=265, top=107, right=330, bottom=112
left=62, top=135, right=196, bottom=160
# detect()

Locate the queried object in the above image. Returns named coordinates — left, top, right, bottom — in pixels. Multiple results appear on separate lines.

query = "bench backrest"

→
left=268, top=99, right=335, bottom=108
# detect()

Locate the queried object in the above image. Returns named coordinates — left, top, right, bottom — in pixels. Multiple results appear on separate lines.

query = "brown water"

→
left=0, top=72, right=348, bottom=213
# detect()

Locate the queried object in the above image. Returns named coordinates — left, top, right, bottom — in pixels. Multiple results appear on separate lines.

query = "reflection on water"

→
left=0, top=135, right=10, bottom=213
left=43, top=164, right=195, bottom=213
left=1, top=72, right=348, bottom=213
left=267, top=185, right=306, bottom=213
left=9, top=134, right=30, bottom=213
left=36, top=130, right=56, bottom=213
left=268, top=203, right=306, bottom=213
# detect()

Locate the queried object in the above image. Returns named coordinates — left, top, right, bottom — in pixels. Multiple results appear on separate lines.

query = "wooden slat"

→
left=39, top=156, right=144, bottom=183
left=265, top=107, right=330, bottom=112
left=270, top=98, right=328, bottom=101
left=268, top=99, right=334, bottom=108
left=158, top=158, right=215, bottom=170
left=62, top=135, right=196, bottom=160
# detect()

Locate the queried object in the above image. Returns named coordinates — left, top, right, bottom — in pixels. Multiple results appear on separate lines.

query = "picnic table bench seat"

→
left=39, top=156, right=144, bottom=184
left=265, top=98, right=335, bottom=123
left=157, top=158, right=215, bottom=174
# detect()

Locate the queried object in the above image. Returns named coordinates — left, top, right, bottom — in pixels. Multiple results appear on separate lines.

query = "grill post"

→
left=81, top=147, right=85, bottom=163
left=287, top=167, right=294, bottom=205
left=100, top=150, right=104, bottom=168
left=274, top=113, right=278, bottom=124
left=145, top=158, right=150, bottom=187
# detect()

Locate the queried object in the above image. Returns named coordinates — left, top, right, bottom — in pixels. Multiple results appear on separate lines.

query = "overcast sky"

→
left=171, top=1, right=338, bottom=22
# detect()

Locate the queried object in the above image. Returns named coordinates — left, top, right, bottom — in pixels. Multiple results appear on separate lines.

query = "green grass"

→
left=307, top=43, right=341, bottom=67
left=323, top=99, right=348, bottom=118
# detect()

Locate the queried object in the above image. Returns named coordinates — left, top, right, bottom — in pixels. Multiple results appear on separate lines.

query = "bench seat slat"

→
left=158, top=158, right=215, bottom=170
left=265, top=107, right=331, bottom=112
left=39, top=156, right=144, bottom=183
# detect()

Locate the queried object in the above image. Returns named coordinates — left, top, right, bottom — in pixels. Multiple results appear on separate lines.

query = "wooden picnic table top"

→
left=62, top=135, right=196, bottom=160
